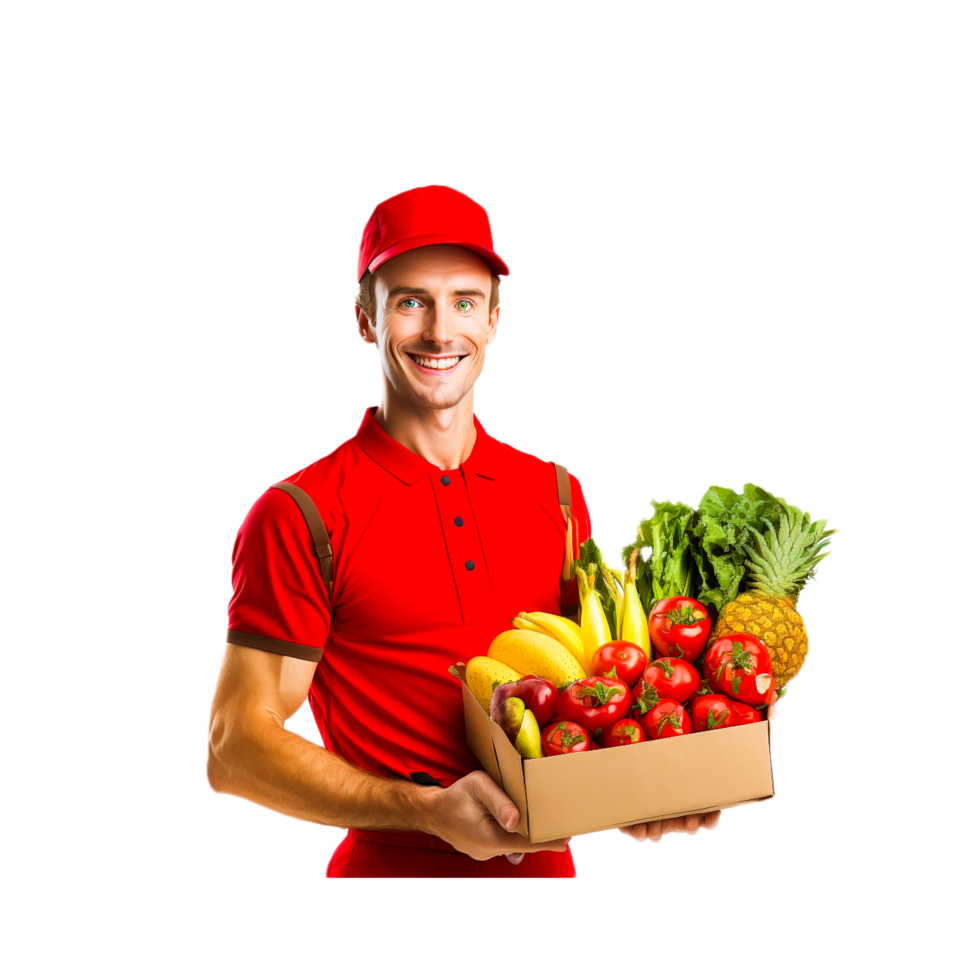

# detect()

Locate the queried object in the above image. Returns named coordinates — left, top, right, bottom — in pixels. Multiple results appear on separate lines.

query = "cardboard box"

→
left=461, top=683, right=774, bottom=842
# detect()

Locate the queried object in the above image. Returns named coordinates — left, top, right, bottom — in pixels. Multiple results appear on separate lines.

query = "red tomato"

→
left=639, top=658, right=701, bottom=704
left=691, top=693, right=736, bottom=732
left=638, top=698, right=691, bottom=739
left=703, top=634, right=775, bottom=707
left=648, top=596, right=712, bottom=663
left=685, top=679, right=712, bottom=710
left=555, top=676, right=632, bottom=741
left=541, top=720, right=591, bottom=755
left=591, top=640, right=647, bottom=688
left=602, top=718, right=648, bottom=747
left=730, top=700, right=763, bottom=726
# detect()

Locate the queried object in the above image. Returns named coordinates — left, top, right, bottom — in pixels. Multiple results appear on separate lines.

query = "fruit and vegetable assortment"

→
left=449, top=483, right=833, bottom=762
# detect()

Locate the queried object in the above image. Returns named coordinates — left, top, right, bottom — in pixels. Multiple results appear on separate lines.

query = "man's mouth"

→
left=407, top=353, right=466, bottom=374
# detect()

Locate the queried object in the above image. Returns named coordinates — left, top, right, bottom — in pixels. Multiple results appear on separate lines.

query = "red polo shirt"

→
left=227, top=407, right=590, bottom=786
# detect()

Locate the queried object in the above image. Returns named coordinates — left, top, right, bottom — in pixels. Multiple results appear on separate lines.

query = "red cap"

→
left=357, top=185, right=509, bottom=281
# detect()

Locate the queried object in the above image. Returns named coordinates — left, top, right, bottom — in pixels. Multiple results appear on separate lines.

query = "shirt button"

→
left=441, top=475, right=451, bottom=486
left=465, top=560, right=475, bottom=571
left=454, top=516, right=464, bottom=527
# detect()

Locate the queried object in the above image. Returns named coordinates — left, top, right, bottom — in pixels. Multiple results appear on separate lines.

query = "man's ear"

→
left=486, top=305, right=500, bottom=345
left=356, top=306, right=376, bottom=344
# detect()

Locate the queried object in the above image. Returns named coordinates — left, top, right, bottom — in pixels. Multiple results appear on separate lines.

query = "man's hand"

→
left=425, top=771, right=569, bottom=863
left=619, top=809, right=721, bottom=841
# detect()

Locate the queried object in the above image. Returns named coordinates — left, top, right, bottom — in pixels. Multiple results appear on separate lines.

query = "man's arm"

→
left=207, top=643, right=569, bottom=861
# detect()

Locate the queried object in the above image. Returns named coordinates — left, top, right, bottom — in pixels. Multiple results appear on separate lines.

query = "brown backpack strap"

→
left=552, top=462, right=572, bottom=517
left=548, top=459, right=578, bottom=619
left=271, top=482, right=334, bottom=599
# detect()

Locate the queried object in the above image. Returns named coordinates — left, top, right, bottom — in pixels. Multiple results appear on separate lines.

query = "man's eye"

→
left=455, top=299, right=473, bottom=311
left=400, top=298, right=421, bottom=308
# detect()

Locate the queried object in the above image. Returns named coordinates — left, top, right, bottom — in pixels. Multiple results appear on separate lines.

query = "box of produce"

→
left=449, top=484, right=832, bottom=842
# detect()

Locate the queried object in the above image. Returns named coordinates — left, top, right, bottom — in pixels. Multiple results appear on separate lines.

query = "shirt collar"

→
left=353, top=407, right=504, bottom=485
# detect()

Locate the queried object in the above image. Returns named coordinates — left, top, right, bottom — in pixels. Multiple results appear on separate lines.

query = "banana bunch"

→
left=511, top=611, right=588, bottom=675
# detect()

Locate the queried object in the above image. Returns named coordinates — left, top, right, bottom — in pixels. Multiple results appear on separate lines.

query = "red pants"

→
left=327, top=828, right=576, bottom=878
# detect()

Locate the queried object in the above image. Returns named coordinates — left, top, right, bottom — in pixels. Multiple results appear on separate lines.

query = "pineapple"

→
left=708, top=502, right=833, bottom=690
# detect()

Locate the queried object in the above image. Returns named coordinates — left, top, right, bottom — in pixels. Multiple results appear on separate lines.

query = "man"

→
left=207, top=185, right=719, bottom=877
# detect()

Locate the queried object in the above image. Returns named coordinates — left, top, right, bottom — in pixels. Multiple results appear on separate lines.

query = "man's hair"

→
left=355, top=270, right=501, bottom=326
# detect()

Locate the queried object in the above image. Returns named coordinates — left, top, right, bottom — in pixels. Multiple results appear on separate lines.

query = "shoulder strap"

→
left=552, top=462, right=572, bottom=517
left=271, top=481, right=334, bottom=600
left=548, top=459, right=578, bottom=618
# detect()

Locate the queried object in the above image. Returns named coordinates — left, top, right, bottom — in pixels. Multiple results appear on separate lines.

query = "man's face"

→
left=357, top=245, right=498, bottom=411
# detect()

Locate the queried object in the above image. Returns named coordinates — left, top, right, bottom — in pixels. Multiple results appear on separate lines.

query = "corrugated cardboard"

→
left=461, top=682, right=774, bottom=842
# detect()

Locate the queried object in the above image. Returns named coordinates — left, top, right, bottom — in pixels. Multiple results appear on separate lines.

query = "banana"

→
left=516, top=611, right=586, bottom=671
left=449, top=656, right=522, bottom=713
left=621, top=549, right=652, bottom=660
left=487, top=630, right=586, bottom=691
left=511, top=615, right=551, bottom=637
left=519, top=611, right=582, bottom=643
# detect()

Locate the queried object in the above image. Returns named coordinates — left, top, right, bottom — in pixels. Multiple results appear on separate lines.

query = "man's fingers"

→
left=621, top=823, right=650, bottom=841
left=469, top=772, right=522, bottom=832
left=703, top=809, right=722, bottom=830
left=620, top=810, right=723, bottom=843
left=505, top=852, right=525, bottom=865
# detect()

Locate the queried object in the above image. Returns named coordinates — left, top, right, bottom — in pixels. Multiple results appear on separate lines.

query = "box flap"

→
left=522, top=721, right=773, bottom=842
left=459, top=683, right=529, bottom=837
left=460, top=683, right=502, bottom=787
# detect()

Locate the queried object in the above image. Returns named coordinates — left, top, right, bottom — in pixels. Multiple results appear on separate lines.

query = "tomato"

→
left=555, top=676, right=632, bottom=742
left=730, top=700, right=763, bottom=726
left=691, top=693, right=736, bottom=732
left=639, top=657, right=701, bottom=705
left=638, top=698, right=691, bottom=739
left=685, top=679, right=712, bottom=710
left=541, top=720, right=591, bottom=756
left=515, top=675, right=558, bottom=726
left=703, top=634, right=775, bottom=707
left=602, top=718, right=648, bottom=747
left=648, top=596, right=712, bottom=663
left=591, top=640, right=647, bottom=688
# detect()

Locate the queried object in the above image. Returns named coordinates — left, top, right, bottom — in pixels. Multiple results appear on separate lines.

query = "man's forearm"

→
left=208, top=708, right=442, bottom=834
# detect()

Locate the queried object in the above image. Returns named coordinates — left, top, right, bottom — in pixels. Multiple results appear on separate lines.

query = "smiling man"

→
left=207, top=185, right=718, bottom=878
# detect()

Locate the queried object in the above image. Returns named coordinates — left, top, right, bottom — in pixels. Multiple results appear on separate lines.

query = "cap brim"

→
left=366, top=233, right=509, bottom=279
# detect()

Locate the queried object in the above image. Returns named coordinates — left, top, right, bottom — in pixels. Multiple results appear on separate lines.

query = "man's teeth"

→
left=410, top=355, right=461, bottom=370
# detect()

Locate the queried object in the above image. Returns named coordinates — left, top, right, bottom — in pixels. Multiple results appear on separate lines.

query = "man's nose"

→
left=422, top=302, right=454, bottom=346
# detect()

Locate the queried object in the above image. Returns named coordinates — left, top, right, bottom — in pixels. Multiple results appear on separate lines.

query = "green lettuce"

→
left=623, top=500, right=705, bottom=617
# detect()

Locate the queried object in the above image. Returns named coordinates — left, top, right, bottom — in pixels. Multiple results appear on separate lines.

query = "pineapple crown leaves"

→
left=744, top=501, right=836, bottom=600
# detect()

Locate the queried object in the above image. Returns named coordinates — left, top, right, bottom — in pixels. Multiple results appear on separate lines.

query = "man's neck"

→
left=373, top=388, right=478, bottom=470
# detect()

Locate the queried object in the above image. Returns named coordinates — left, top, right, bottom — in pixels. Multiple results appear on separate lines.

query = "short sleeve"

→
left=559, top=471, right=592, bottom=611
left=226, top=487, right=332, bottom=662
